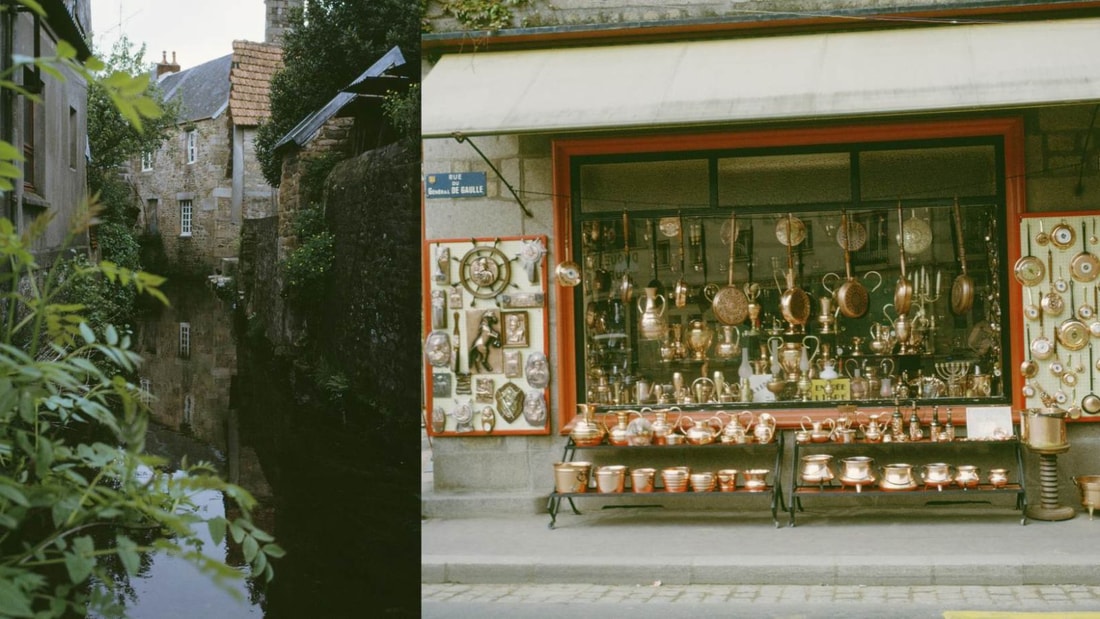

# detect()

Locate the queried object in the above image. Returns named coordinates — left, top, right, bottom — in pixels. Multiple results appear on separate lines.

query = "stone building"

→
left=132, top=1, right=289, bottom=277
left=2, top=0, right=93, bottom=260
left=421, top=0, right=1100, bottom=519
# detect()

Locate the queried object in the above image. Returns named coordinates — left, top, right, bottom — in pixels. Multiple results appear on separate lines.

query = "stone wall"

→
left=315, top=142, right=420, bottom=430
left=241, top=127, right=277, bottom=219
left=423, top=0, right=1043, bottom=33
left=276, top=116, right=355, bottom=262
left=133, top=116, right=238, bottom=277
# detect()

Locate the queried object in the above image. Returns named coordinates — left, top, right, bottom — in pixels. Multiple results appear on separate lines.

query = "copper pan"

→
left=711, top=211, right=748, bottom=325
left=950, top=198, right=974, bottom=315
left=836, top=210, right=869, bottom=319
left=778, top=213, right=811, bottom=326
left=894, top=202, right=913, bottom=316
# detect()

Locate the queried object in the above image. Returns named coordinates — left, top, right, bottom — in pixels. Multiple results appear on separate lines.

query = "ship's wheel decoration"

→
left=459, top=240, right=512, bottom=301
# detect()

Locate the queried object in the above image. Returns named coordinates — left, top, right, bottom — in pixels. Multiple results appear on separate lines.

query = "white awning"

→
left=422, top=18, right=1100, bottom=138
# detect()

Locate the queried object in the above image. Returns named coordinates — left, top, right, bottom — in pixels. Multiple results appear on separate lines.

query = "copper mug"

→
left=717, top=469, right=739, bottom=492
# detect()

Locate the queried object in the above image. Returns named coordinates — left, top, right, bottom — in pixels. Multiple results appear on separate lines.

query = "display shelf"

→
left=547, top=434, right=785, bottom=528
left=787, top=433, right=1027, bottom=526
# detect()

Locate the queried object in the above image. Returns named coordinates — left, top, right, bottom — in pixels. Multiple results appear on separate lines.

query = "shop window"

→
left=561, top=122, right=1016, bottom=421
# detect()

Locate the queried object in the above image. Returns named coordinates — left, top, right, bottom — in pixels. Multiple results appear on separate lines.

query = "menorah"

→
left=935, top=361, right=972, bottom=398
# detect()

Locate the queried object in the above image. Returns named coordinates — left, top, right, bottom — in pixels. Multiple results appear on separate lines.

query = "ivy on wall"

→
left=441, top=0, right=530, bottom=31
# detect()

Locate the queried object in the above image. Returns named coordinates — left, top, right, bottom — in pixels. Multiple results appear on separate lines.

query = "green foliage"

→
left=0, top=215, right=281, bottom=617
left=300, top=153, right=342, bottom=207
left=440, top=0, right=530, bottom=30
left=255, top=0, right=421, bottom=186
left=283, top=204, right=334, bottom=304
left=0, top=18, right=280, bottom=617
left=382, top=84, right=420, bottom=143
left=87, top=37, right=181, bottom=230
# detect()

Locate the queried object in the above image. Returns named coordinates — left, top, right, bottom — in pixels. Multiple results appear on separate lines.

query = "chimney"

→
left=265, top=0, right=302, bottom=45
left=156, top=51, right=180, bottom=77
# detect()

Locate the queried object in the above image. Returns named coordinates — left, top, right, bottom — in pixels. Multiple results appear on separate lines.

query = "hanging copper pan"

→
left=778, top=213, right=811, bottom=327
left=673, top=212, right=689, bottom=307
left=1070, top=220, right=1100, bottom=283
left=1014, top=221, right=1045, bottom=287
left=950, top=198, right=974, bottom=315
left=1057, top=285, right=1090, bottom=351
left=836, top=210, right=869, bottom=319
left=711, top=211, right=748, bottom=325
left=1040, top=249, right=1066, bottom=316
left=894, top=202, right=913, bottom=316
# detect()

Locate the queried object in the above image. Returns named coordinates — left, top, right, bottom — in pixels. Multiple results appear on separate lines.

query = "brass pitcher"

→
left=571, top=403, right=607, bottom=447
left=686, top=318, right=714, bottom=361
left=715, top=324, right=741, bottom=360
left=753, top=412, right=777, bottom=444
left=648, top=407, right=682, bottom=446
left=637, top=286, right=667, bottom=341
left=605, top=409, right=641, bottom=447
left=718, top=410, right=755, bottom=444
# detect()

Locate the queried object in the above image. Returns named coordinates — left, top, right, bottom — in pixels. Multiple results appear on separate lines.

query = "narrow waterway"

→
left=118, top=280, right=419, bottom=617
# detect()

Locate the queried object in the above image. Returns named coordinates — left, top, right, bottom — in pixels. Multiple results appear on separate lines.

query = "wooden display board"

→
left=1017, top=213, right=1100, bottom=420
left=423, top=235, right=551, bottom=436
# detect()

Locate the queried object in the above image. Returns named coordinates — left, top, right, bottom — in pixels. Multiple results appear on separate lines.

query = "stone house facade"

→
left=421, top=1, right=1100, bottom=517
left=131, top=3, right=288, bottom=277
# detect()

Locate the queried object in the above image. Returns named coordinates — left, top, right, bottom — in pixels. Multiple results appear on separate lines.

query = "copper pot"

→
left=1073, top=475, right=1100, bottom=519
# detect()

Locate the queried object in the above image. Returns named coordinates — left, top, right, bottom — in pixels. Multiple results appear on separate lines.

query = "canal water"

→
left=113, top=281, right=419, bottom=617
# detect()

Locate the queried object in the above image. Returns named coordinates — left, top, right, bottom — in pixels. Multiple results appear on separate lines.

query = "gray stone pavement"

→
left=422, top=427, right=1100, bottom=607
left=422, top=583, right=1100, bottom=618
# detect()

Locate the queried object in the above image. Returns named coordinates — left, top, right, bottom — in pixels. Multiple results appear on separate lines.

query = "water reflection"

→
left=122, top=280, right=418, bottom=617
left=117, top=281, right=268, bottom=616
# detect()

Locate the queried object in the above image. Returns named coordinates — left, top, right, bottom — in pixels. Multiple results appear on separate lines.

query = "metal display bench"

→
left=787, top=431, right=1028, bottom=527
left=547, top=433, right=785, bottom=529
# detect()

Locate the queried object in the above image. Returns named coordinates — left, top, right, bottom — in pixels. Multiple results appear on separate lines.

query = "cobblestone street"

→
left=423, top=583, right=1100, bottom=618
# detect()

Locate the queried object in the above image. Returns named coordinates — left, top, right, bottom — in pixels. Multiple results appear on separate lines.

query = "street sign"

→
left=425, top=172, right=487, bottom=199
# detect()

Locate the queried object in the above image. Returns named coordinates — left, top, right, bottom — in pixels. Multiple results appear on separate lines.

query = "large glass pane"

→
left=579, top=159, right=709, bottom=213
left=718, top=152, right=851, bottom=207
left=860, top=145, right=996, bottom=200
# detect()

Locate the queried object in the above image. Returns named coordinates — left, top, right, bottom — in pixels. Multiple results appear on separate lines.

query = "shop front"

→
left=421, top=14, right=1100, bottom=518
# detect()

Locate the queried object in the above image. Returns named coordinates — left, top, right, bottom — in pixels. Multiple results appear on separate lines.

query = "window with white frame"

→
left=141, top=150, right=153, bottom=171
left=179, top=199, right=192, bottom=237
left=179, top=322, right=190, bottom=359
left=186, top=129, right=197, bottom=164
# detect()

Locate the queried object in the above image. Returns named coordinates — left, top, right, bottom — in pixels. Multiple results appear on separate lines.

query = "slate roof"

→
left=273, top=46, right=408, bottom=153
left=229, top=41, right=283, bottom=127
left=158, top=54, right=233, bottom=123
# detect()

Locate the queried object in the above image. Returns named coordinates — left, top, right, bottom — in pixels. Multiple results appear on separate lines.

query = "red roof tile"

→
left=229, top=40, right=283, bottom=126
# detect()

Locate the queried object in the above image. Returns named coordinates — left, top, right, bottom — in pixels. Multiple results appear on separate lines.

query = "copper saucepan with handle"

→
left=836, top=209, right=869, bottom=319
left=950, top=197, right=974, bottom=315
left=1070, top=220, right=1100, bottom=283
left=894, top=202, right=913, bottom=316
left=711, top=211, right=748, bottom=325
left=778, top=213, right=811, bottom=327
left=1041, top=249, right=1066, bottom=316
left=1084, top=347, right=1100, bottom=415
